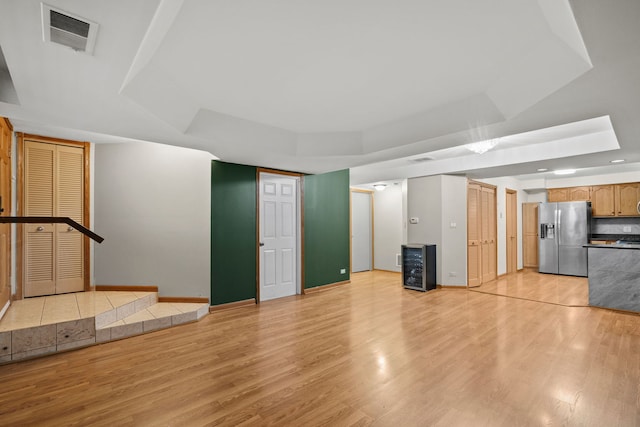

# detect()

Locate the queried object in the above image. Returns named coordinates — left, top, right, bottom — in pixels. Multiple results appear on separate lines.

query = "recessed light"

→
left=553, top=169, right=576, bottom=175
left=610, top=159, right=625, bottom=163
left=373, top=184, right=387, bottom=191
left=537, top=168, right=548, bottom=172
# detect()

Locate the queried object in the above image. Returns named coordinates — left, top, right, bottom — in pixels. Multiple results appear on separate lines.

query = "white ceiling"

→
left=0, top=0, right=639, bottom=185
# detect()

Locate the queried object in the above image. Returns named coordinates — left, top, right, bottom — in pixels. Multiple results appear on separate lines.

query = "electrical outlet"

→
left=340, top=268, right=346, bottom=274
left=623, top=226, right=632, bottom=233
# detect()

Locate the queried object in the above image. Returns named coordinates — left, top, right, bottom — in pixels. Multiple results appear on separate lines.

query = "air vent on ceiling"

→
left=410, top=156, right=434, bottom=163
left=42, top=4, right=99, bottom=54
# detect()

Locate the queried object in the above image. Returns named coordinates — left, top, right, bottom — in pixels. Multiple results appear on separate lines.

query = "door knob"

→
left=67, top=227, right=74, bottom=232
left=259, top=242, right=265, bottom=247
left=36, top=226, right=44, bottom=232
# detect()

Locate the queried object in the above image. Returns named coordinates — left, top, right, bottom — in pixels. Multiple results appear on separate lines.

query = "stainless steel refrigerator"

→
left=539, top=201, right=591, bottom=276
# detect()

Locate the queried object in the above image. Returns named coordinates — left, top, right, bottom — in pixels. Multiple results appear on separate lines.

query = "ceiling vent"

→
left=410, top=156, right=434, bottom=163
left=42, top=4, right=99, bottom=54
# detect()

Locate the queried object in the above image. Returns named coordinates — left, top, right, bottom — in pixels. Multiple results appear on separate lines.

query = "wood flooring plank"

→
left=0, top=270, right=639, bottom=426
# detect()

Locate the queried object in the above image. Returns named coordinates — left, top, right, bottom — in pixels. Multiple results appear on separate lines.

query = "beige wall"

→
left=94, top=141, right=214, bottom=298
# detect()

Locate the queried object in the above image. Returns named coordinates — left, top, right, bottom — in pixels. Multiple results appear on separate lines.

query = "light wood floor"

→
left=470, top=268, right=589, bottom=307
left=1, top=270, right=639, bottom=426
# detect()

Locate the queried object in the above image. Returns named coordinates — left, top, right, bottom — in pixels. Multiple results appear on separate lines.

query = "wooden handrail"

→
left=0, top=217, right=104, bottom=243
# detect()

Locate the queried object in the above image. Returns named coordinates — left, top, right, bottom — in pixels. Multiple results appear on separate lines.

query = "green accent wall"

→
left=211, top=163, right=350, bottom=303
left=303, top=169, right=350, bottom=288
left=211, top=161, right=257, bottom=305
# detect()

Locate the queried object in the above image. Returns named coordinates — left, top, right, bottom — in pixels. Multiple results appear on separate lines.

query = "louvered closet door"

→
left=24, top=141, right=84, bottom=296
left=24, top=142, right=56, bottom=297
left=55, top=145, right=84, bottom=293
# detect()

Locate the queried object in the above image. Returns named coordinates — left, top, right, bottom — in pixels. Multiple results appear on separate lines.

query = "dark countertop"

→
left=584, top=243, right=640, bottom=250
left=591, top=234, right=640, bottom=242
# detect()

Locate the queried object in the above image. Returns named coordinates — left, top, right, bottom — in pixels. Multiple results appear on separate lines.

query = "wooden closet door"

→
left=522, top=203, right=539, bottom=268
left=484, top=186, right=497, bottom=282
left=23, top=141, right=85, bottom=296
left=55, top=145, right=84, bottom=293
left=0, top=118, right=11, bottom=309
left=24, top=141, right=56, bottom=297
left=506, top=189, right=517, bottom=274
left=480, top=187, right=491, bottom=283
left=467, top=183, right=481, bottom=287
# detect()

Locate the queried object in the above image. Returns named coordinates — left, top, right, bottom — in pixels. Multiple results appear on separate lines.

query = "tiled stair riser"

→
left=56, top=318, right=96, bottom=352
left=11, top=324, right=57, bottom=361
left=8, top=318, right=98, bottom=361
left=95, top=293, right=157, bottom=329
left=0, top=292, right=208, bottom=364
left=0, top=331, right=11, bottom=363
left=96, top=303, right=209, bottom=342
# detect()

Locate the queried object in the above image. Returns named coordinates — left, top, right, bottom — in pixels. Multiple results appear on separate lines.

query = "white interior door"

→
left=259, top=173, right=299, bottom=301
left=351, top=191, right=372, bottom=272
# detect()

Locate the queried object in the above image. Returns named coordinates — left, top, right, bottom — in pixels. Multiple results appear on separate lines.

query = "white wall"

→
left=408, top=175, right=442, bottom=246
left=440, top=175, right=468, bottom=285
left=407, top=175, right=467, bottom=286
left=525, top=190, right=547, bottom=203
left=373, top=184, right=403, bottom=272
left=94, top=142, right=213, bottom=298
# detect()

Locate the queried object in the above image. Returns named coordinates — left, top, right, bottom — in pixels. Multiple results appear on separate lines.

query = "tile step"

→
left=0, top=292, right=209, bottom=364
left=96, top=302, right=209, bottom=343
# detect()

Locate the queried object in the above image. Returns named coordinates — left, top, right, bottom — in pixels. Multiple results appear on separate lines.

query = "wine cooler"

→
left=401, top=244, right=436, bottom=292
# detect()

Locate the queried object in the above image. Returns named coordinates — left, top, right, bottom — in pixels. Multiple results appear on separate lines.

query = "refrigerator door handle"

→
left=540, top=224, right=546, bottom=239
left=557, top=209, right=562, bottom=245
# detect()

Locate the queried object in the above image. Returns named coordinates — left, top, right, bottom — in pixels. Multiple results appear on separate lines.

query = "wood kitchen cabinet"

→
left=547, top=186, right=590, bottom=202
left=591, top=183, right=640, bottom=217
left=615, top=183, right=640, bottom=216
left=547, top=188, right=569, bottom=202
left=568, top=186, right=591, bottom=201
left=591, top=185, right=615, bottom=216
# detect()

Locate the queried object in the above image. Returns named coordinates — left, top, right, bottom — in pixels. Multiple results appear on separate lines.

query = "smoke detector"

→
left=41, top=3, right=99, bottom=54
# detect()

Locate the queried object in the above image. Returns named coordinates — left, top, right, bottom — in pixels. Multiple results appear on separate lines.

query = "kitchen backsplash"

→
left=592, top=217, right=640, bottom=235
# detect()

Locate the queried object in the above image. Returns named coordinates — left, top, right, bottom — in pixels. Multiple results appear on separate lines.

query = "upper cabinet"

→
left=568, top=186, right=591, bottom=201
left=551, top=183, right=640, bottom=217
left=547, top=186, right=591, bottom=202
left=547, top=188, right=568, bottom=202
left=591, top=185, right=616, bottom=216
left=616, top=183, right=640, bottom=216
